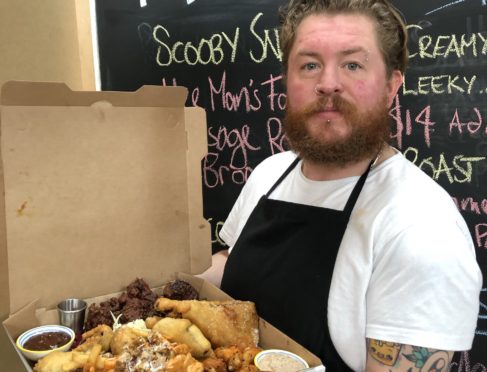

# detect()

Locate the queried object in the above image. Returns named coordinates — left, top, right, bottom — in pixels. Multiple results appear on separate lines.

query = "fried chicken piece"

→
left=155, top=298, right=259, bottom=348
left=166, top=353, right=204, bottom=372
left=76, top=324, right=114, bottom=353
left=33, top=349, right=115, bottom=372
left=109, top=325, right=149, bottom=355
left=34, top=351, right=87, bottom=372
left=152, top=317, right=212, bottom=358
left=215, top=345, right=243, bottom=371
left=241, top=346, right=262, bottom=367
left=145, top=316, right=162, bottom=329
left=202, top=357, right=227, bottom=372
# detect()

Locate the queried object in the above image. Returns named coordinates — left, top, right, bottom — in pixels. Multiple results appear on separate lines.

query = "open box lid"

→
left=0, top=81, right=211, bottom=315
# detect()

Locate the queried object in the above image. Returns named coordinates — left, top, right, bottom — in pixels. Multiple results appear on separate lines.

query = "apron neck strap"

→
left=342, top=159, right=374, bottom=216
left=265, top=155, right=374, bottom=217
left=265, top=156, right=300, bottom=197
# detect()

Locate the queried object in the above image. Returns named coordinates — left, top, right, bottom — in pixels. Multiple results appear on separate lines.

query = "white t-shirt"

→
left=220, top=150, right=482, bottom=371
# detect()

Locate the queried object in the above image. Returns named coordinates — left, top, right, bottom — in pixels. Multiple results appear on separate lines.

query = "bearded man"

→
left=201, top=0, right=482, bottom=371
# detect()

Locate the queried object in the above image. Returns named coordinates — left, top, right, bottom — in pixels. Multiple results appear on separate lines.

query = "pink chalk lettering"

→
left=475, top=223, right=487, bottom=249
left=389, top=95, right=413, bottom=149
left=202, top=152, right=253, bottom=188
left=449, top=108, right=483, bottom=135
left=261, top=73, right=286, bottom=111
left=208, top=70, right=262, bottom=112
left=266, top=117, right=286, bottom=154
left=449, top=351, right=487, bottom=372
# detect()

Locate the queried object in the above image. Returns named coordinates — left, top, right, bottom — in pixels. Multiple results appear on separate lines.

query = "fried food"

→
left=76, top=324, right=114, bottom=353
left=152, top=317, right=212, bottom=358
left=202, top=357, right=227, bottom=372
left=155, top=298, right=259, bottom=348
left=85, top=278, right=159, bottom=330
left=109, top=325, right=150, bottom=355
left=33, top=349, right=115, bottom=372
left=162, top=280, right=199, bottom=300
left=33, top=351, right=87, bottom=372
left=166, top=353, right=204, bottom=372
left=115, top=330, right=204, bottom=372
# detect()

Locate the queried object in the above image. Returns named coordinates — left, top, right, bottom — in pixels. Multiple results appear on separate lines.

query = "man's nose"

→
left=315, top=67, right=343, bottom=95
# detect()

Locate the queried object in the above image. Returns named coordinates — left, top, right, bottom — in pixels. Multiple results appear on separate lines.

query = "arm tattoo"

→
left=367, top=340, right=452, bottom=371
left=368, top=340, right=402, bottom=366
left=403, top=347, right=450, bottom=371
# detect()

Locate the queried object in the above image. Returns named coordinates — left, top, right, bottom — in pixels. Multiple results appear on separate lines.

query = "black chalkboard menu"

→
left=95, top=0, right=486, bottom=368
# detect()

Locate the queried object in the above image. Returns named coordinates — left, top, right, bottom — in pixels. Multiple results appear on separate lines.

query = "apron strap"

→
left=343, top=160, right=374, bottom=217
left=265, top=156, right=301, bottom=197
left=265, top=155, right=374, bottom=219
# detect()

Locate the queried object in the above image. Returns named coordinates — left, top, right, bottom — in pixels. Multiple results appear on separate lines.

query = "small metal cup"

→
left=57, top=298, right=87, bottom=335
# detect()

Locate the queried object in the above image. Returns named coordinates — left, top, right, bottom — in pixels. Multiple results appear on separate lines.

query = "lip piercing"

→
left=326, top=120, right=331, bottom=124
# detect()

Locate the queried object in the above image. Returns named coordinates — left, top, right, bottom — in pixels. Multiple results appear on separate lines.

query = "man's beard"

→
left=283, top=94, right=390, bottom=166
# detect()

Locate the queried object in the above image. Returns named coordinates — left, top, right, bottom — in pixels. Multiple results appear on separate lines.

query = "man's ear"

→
left=387, top=70, right=403, bottom=107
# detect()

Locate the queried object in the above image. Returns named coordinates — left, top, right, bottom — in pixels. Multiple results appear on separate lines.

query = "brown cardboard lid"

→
left=1, top=81, right=211, bottom=314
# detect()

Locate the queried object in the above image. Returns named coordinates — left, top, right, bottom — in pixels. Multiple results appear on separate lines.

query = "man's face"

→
left=284, top=13, right=403, bottom=165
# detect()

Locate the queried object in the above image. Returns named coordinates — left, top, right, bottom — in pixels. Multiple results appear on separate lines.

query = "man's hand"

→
left=366, top=338, right=453, bottom=371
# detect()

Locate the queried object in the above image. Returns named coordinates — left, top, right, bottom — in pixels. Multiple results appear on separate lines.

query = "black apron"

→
left=221, top=157, right=373, bottom=371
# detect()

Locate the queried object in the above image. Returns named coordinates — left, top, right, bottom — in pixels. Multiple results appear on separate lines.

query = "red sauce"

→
left=23, top=331, right=71, bottom=351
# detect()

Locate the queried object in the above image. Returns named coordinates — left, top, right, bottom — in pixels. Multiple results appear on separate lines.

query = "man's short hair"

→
left=279, top=0, right=409, bottom=79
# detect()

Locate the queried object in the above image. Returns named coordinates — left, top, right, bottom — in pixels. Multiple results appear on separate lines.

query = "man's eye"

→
left=303, top=62, right=318, bottom=71
left=346, top=62, right=361, bottom=71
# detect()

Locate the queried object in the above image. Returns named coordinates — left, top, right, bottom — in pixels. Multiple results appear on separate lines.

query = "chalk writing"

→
left=261, top=74, right=286, bottom=111
left=478, top=288, right=487, bottom=338
left=407, top=24, right=487, bottom=60
left=450, top=351, right=487, bottom=372
left=449, top=108, right=485, bottom=136
left=267, top=117, right=287, bottom=154
left=209, top=71, right=262, bottom=112
left=452, top=197, right=487, bottom=215
left=475, top=224, right=487, bottom=249
left=403, top=147, right=486, bottom=184
left=390, top=96, right=435, bottom=148
left=249, top=13, right=282, bottom=63
left=425, top=0, right=465, bottom=16
left=153, top=25, right=239, bottom=66
left=402, top=74, right=477, bottom=96
left=204, top=124, right=262, bottom=188
left=207, top=218, right=226, bottom=246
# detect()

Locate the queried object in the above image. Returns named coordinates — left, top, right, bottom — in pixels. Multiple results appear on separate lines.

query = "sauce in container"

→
left=255, top=349, right=309, bottom=372
left=23, top=331, right=71, bottom=351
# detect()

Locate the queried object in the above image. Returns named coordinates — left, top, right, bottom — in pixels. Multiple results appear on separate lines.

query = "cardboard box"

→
left=1, top=81, right=322, bottom=370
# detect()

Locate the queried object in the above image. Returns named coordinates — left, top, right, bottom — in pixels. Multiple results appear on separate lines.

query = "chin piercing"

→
left=326, top=119, right=331, bottom=124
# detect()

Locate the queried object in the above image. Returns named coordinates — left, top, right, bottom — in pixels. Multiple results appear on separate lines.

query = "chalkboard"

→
left=95, top=0, right=487, bottom=369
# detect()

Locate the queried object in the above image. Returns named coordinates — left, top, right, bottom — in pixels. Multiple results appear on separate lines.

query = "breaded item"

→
left=152, top=317, right=212, bottom=358
left=33, top=349, right=115, bottom=372
left=155, top=298, right=259, bottom=348
left=166, top=353, right=205, bottom=372
left=76, top=324, right=113, bottom=353
left=116, top=331, right=204, bottom=372
left=201, top=357, right=227, bottom=372
left=34, top=351, right=87, bottom=372
left=109, top=325, right=149, bottom=355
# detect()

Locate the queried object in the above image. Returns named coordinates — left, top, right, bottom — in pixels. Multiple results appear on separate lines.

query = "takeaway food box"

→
left=0, top=81, right=321, bottom=370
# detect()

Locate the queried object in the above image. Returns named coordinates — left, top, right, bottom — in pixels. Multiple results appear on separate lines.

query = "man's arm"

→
left=366, top=339, right=454, bottom=371
left=196, top=249, right=229, bottom=288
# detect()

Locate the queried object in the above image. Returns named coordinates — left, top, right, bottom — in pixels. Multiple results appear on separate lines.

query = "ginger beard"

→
left=283, top=94, right=390, bottom=166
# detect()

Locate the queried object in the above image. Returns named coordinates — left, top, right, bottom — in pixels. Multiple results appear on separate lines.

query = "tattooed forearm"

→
left=368, top=340, right=402, bottom=366
left=366, top=339, right=454, bottom=371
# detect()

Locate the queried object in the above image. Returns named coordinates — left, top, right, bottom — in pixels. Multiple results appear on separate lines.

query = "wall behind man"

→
left=0, top=0, right=95, bottom=369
